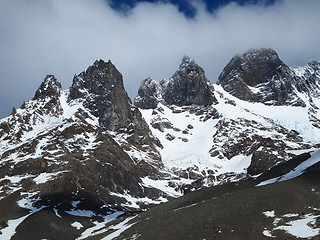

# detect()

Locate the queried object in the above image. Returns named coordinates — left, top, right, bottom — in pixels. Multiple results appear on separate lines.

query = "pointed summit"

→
left=134, top=78, right=161, bottom=109
left=180, top=55, right=194, bottom=65
left=160, top=56, right=217, bottom=106
left=134, top=56, right=218, bottom=109
left=69, top=59, right=125, bottom=99
left=33, top=75, right=62, bottom=100
left=69, top=59, right=132, bottom=131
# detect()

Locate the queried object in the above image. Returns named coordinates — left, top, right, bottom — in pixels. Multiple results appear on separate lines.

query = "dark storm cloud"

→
left=0, top=0, right=319, bottom=118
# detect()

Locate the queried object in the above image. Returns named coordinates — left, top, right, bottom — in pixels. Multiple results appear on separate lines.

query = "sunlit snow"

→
left=262, top=211, right=320, bottom=238
left=257, top=150, right=320, bottom=186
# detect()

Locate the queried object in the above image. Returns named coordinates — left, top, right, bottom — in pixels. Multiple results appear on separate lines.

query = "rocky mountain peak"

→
left=180, top=55, right=196, bottom=68
left=176, top=55, right=205, bottom=78
left=93, top=58, right=112, bottom=68
left=219, top=48, right=283, bottom=88
left=134, top=78, right=161, bottom=109
left=307, top=60, right=320, bottom=71
left=69, top=59, right=125, bottom=99
left=217, top=48, right=305, bottom=106
left=304, top=60, right=320, bottom=81
left=68, top=59, right=132, bottom=131
left=291, top=60, right=320, bottom=99
left=28, top=75, right=63, bottom=116
left=160, top=56, right=217, bottom=106
left=33, top=75, right=62, bottom=100
left=67, top=60, right=163, bottom=166
left=134, top=56, right=218, bottom=109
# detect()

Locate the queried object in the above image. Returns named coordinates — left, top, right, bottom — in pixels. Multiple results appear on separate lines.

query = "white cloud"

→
left=0, top=0, right=319, bottom=117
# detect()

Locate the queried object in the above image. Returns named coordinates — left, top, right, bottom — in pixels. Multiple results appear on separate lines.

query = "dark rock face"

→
left=161, top=56, right=217, bottom=106
left=69, top=60, right=132, bottom=131
left=134, top=78, right=161, bottom=109
left=33, top=75, right=62, bottom=100
left=28, top=75, right=63, bottom=116
left=221, top=48, right=283, bottom=87
left=134, top=56, right=217, bottom=109
left=217, top=48, right=305, bottom=106
left=69, top=59, right=163, bottom=169
left=247, top=150, right=279, bottom=175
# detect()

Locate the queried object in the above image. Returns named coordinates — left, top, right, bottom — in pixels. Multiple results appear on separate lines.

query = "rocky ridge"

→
left=134, top=56, right=217, bottom=109
left=217, top=48, right=320, bottom=107
left=135, top=50, right=320, bottom=188
left=0, top=60, right=167, bottom=219
left=0, top=48, right=320, bottom=239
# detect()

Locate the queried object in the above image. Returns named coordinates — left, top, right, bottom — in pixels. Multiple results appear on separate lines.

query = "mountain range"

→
left=0, top=48, right=319, bottom=239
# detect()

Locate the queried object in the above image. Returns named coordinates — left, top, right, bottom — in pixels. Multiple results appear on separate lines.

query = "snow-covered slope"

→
left=0, top=61, right=171, bottom=238
left=139, top=84, right=319, bottom=187
left=1, top=48, right=320, bottom=239
left=136, top=49, right=320, bottom=190
left=257, top=149, right=320, bottom=186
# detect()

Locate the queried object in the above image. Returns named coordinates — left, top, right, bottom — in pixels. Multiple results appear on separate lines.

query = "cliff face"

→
left=69, top=59, right=133, bottom=131
left=134, top=78, right=161, bottom=109
left=69, top=60, right=163, bottom=166
left=217, top=48, right=306, bottom=106
left=0, top=60, right=167, bottom=223
left=135, top=56, right=217, bottom=109
left=160, top=56, right=217, bottom=106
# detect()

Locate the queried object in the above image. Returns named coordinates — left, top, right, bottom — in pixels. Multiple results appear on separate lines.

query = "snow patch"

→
left=109, top=190, right=168, bottom=209
left=263, top=209, right=320, bottom=238
left=76, top=212, right=124, bottom=240
left=263, top=210, right=276, bottom=218
left=141, top=176, right=192, bottom=197
left=71, top=221, right=83, bottom=230
left=33, top=171, right=68, bottom=184
left=59, top=91, right=78, bottom=119
left=101, top=216, right=137, bottom=240
left=66, top=209, right=96, bottom=218
left=274, top=214, right=319, bottom=238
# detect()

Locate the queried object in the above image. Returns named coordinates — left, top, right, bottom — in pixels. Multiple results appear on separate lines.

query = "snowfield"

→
left=139, top=83, right=320, bottom=192
left=263, top=210, right=320, bottom=238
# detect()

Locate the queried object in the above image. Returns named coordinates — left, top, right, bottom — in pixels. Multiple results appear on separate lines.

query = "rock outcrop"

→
left=69, top=59, right=133, bottom=131
left=134, top=78, right=161, bottom=109
left=134, top=56, right=217, bottom=109
left=161, top=56, right=217, bottom=106
left=33, top=75, right=62, bottom=100
left=217, top=48, right=305, bottom=106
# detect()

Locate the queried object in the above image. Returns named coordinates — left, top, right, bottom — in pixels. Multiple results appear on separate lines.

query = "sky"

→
left=0, top=0, right=320, bottom=118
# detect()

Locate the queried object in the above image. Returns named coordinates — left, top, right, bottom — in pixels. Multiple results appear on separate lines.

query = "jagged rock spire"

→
left=69, top=59, right=132, bottom=131
left=69, top=59, right=126, bottom=99
left=33, top=75, right=62, bottom=100
left=160, top=56, right=217, bottom=106
left=134, top=78, right=161, bottom=109
left=134, top=56, right=217, bottom=109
